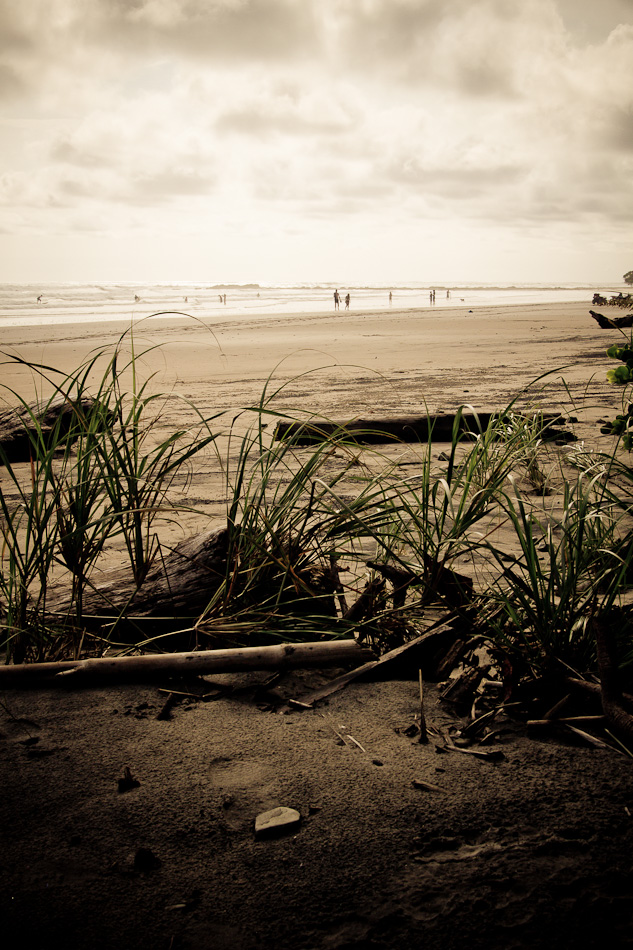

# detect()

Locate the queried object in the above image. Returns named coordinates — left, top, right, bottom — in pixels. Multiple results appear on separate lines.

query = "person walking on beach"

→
left=345, top=293, right=350, bottom=310
left=334, top=289, right=340, bottom=310
left=389, top=291, right=392, bottom=304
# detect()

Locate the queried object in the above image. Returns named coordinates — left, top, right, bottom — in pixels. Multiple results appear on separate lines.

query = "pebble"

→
left=254, top=806, right=301, bottom=840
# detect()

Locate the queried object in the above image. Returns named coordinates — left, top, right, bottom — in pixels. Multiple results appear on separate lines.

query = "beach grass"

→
left=1, top=340, right=633, bottom=690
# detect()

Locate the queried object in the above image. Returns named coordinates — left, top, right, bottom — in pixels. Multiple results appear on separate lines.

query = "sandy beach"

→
left=2, top=298, right=633, bottom=950
left=2, top=298, right=615, bottom=539
left=0, top=299, right=617, bottom=442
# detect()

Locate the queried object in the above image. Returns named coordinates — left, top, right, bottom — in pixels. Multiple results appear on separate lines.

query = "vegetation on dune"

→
left=2, top=325, right=633, bottom=744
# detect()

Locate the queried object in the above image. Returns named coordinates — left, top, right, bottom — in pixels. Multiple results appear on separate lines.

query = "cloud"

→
left=0, top=0, right=632, bottom=281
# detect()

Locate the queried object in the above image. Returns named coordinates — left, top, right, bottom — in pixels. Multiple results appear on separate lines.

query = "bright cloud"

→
left=0, top=0, right=631, bottom=283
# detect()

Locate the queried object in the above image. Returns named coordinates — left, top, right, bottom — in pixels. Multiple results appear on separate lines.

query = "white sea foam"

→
left=0, top=281, right=611, bottom=329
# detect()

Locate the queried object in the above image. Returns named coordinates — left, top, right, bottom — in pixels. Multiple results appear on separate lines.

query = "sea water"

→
left=0, top=281, right=614, bottom=330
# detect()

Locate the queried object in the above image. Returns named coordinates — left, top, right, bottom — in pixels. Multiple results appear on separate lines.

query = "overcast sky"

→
left=1, top=0, right=632, bottom=285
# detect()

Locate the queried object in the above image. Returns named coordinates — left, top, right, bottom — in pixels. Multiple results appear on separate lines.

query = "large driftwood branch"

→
left=0, top=639, right=375, bottom=688
left=589, top=309, right=633, bottom=330
left=0, top=396, right=99, bottom=464
left=47, top=527, right=229, bottom=622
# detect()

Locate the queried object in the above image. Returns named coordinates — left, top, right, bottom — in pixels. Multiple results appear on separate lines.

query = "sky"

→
left=0, top=0, right=632, bottom=286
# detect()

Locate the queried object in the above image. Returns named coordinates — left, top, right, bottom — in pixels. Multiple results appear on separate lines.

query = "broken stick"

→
left=0, top=639, right=375, bottom=688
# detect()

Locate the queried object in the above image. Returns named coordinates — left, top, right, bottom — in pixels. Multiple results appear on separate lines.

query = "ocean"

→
left=0, top=281, right=616, bottom=330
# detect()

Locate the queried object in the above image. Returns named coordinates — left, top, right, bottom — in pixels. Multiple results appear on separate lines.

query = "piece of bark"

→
left=366, top=561, right=415, bottom=609
left=0, top=396, right=100, bottom=464
left=0, top=639, right=375, bottom=688
left=434, top=638, right=468, bottom=680
left=421, top=553, right=474, bottom=607
left=47, top=527, right=229, bottom=622
left=367, top=556, right=473, bottom=610
left=343, top=577, right=385, bottom=622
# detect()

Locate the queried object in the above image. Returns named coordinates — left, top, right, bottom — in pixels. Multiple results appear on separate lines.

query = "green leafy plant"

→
left=601, top=337, right=633, bottom=449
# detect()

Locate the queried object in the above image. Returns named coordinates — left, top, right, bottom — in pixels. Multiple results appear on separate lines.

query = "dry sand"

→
left=2, top=299, right=633, bottom=950
left=0, top=300, right=617, bottom=419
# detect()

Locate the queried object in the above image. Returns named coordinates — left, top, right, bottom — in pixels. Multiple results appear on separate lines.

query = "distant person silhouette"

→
left=345, top=293, right=350, bottom=310
left=334, top=289, right=340, bottom=310
left=389, top=291, right=392, bottom=304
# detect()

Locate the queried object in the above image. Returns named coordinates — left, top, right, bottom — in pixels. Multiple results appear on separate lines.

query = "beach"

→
left=2, top=297, right=633, bottom=950
left=0, top=298, right=615, bottom=420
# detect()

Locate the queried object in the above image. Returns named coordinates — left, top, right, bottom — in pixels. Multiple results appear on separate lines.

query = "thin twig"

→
left=418, top=668, right=429, bottom=743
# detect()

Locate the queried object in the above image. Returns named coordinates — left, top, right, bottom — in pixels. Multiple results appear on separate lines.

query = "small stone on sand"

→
left=254, top=806, right=301, bottom=840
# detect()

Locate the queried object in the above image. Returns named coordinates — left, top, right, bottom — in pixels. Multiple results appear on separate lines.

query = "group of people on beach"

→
left=333, top=289, right=351, bottom=310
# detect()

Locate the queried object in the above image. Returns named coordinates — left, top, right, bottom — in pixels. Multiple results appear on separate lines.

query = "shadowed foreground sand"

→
left=2, top=299, right=633, bottom=950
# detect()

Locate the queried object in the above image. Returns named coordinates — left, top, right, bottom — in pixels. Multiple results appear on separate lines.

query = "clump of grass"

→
left=2, top=345, right=633, bottom=697
left=478, top=472, right=629, bottom=676
left=196, top=378, right=400, bottom=643
left=0, top=330, right=222, bottom=661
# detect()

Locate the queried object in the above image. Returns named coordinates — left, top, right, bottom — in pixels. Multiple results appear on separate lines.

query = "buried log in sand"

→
left=0, top=639, right=376, bottom=688
left=274, top=411, right=574, bottom=446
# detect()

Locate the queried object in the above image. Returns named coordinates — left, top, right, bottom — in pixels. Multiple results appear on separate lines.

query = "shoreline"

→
left=0, top=288, right=602, bottom=330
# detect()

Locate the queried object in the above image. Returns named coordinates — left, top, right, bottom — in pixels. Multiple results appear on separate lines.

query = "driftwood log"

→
left=0, top=396, right=100, bottom=464
left=47, top=527, right=230, bottom=624
left=589, top=309, right=633, bottom=330
left=0, top=639, right=375, bottom=688
left=274, top=411, right=574, bottom=446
